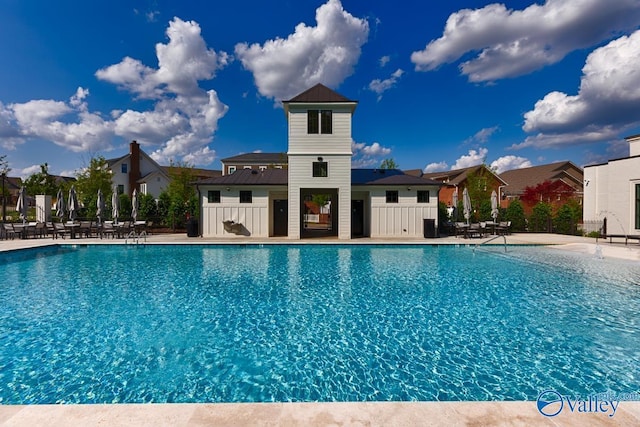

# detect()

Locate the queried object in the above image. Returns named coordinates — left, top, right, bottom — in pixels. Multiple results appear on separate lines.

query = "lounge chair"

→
left=101, top=222, right=117, bottom=239
left=2, top=223, right=16, bottom=240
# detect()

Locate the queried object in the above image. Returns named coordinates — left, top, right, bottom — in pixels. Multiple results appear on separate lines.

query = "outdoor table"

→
left=14, top=222, right=36, bottom=239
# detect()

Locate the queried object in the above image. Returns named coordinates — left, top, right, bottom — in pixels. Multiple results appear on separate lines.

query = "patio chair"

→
left=52, top=222, right=70, bottom=239
left=101, top=222, right=117, bottom=239
left=79, top=221, right=92, bottom=238
left=2, top=223, right=17, bottom=240
left=33, top=221, right=47, bottom=238
left=454, top=222, right=467, bottom=238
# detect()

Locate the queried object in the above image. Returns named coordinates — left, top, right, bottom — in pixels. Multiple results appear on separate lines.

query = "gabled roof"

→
left=412, top=165, right=507, bottom=186
left=284, top=83, right=354, bottom=103
left=221, top=152, right=287, bottom=164
left=352, top=169, right=441, bottom=186
left=498, top=161, right=583, bottom=195
left=194, top=168, right=288, bottom=186
left=160, top=166, right=221, bottom=180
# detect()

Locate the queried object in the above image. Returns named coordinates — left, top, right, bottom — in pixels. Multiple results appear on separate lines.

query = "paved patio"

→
left=1, top=233, right=639, bottom=426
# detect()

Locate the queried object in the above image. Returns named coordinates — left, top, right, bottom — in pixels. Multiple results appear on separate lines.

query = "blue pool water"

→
left=0, top=244, right=639, bottom=404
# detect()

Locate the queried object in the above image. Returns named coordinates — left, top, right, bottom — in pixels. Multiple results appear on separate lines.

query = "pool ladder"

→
left=124, top=230, right=147, bottom=246
left=473, top=234, right=507, bottom=253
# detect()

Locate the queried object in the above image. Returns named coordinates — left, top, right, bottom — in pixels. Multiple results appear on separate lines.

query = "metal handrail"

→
left=473, top=234, right=507, bottom=253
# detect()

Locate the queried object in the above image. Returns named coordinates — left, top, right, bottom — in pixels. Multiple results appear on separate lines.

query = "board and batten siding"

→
left=201, top=187, right=281, bottom=238
left=287, top=107, right=353, bottom=155
left=288, top=154, right=352, bottom=239
left=366, top=187, right=439, bottom=238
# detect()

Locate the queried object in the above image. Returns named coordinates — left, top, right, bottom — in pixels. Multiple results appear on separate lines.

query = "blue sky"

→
left=1, top=0, right=640, bottom=179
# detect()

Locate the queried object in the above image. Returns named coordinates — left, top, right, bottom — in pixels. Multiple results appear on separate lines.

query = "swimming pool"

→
left=0, top=244, right=638, bottom=404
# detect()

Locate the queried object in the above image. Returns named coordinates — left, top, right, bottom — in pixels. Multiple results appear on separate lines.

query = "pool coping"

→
left=2, top=233, right=640, bottom=426
left=2, top=401, right=640, bottom=426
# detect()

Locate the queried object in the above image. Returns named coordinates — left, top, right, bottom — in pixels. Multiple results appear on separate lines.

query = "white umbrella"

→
left=463, top=187, right=472, bottom=225
left=131, top=189, right=138, bottom=222
left=68, top=185, right=79, bottom=222
left=55, top=188, right=66, bottom=221
left=96, top=189, right=105, bottom=224
left=451, top=188, right=458, bottom=220
left=491, top=190, right=499, bottom=222
left=16, top=186, right=27, bottom=223
left=111, top=186, right=119, bottom=224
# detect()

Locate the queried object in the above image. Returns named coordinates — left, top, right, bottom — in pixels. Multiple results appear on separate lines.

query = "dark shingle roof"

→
left=419, top=165, right=507, bottom=186
left=284, top=83, right=354, bottom=103
left=352, top=169, right=441, bottom=186
left=221, top=152, right=287, bottom=164
left=195, top=168, right=288, bottom=186
left=498, top=161, right=583, bottom=196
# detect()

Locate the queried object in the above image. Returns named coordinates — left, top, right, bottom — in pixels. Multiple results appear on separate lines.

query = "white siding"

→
left=287, top=106, right=353, bottom=155
left=201, top=187, right=283, bottom=238
left=583, top=157, right=640, bottom=235
left=366, top=187, right=439, bottom=238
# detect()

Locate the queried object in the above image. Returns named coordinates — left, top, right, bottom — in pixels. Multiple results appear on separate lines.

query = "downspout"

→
left=196, top=183, right=202, bottom=237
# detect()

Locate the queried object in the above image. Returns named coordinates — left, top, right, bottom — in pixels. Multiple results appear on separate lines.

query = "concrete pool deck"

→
left=1, top=233, right=639, bottom=426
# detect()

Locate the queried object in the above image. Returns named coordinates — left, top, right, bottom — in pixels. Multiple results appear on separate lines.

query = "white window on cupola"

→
left=307, top=110, right=332, bottom=134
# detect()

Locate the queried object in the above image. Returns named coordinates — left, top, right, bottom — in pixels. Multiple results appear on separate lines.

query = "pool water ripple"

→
left=1, top=244, right=639, bottom=403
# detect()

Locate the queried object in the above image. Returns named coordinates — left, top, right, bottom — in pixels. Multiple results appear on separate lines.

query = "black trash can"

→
left=423, top=218, right=436, bottom=238
left=186, top=218, right=199, bottom=237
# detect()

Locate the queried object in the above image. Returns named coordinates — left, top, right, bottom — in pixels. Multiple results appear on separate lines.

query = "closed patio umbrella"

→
left=68, top=185, right=79, bottom=222
left=55, top=188, right=66, bottom=221
left=463, top=187, right=471, bottom=225
left=451, top=187, right=458, bottom=221
left=111, top=186, right=119, bottom=224
left=96, top=189, right=105, bottom=224
left=491, top=190, right=499, bottom=222
left=16, top=186, right=27, bottom=223
left=131, top=189, right=138, bottom=222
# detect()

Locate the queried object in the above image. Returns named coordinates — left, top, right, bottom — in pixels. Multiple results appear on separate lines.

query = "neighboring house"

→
left=406, top=165, right=506, bottom=210
left=583, top=134, right=640, bottom=236
left=195, top=84, right=441, bottom=239
left=220, top=153, right=287, bottom=175
left=499, top=161, right=583, bottom=213
left=107, top=141, right=170, bottom=198
left=1, top=176, right=22, bottom=211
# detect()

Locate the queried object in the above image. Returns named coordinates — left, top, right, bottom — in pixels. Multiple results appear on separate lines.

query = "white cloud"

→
left=5, top=18, right=228, bottom=166
left=234, top=0, right=369, bottom=102
left=10, top=93, right=114, bottom=152
left=490, top=156, right=532, bottom=174
left=452, top=147, right=488, bottom=169
left=351, top=140, right=392, bottom=167
left=379, top=55, right=390, bottom=67
left=517, top=30, right=640, bottom=149
left=465, top=126, right=499, bottom=144
left=411, top=0, right=640, bottom=82
left=19, top=164, right=41, bottom=179
left=368, top=69, right=404, bottom=101
left=424, top=161, right=448, bottom=173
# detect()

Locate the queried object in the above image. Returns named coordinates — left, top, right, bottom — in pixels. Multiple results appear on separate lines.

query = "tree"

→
left=23, top=163, right=58, bottom=197
left=465, top=168, right=493, bottom=222
left=138, top=193, right=158, bottom=220
left=504, top=200, right=526, bottom=231
left=521, top=180, right=576, bottom=207
left=553, top=199, right=582, bottom=235
left=74, top=156, right=113, bottom=219
left=162, top=162, right=198, bottom=229
left=529, top=202, right=553, bottom=232
left=379, top=158, right=398, bottom=169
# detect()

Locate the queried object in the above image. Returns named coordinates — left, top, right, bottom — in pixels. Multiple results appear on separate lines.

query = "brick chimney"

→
left=129, top=140, right=141, bottom=197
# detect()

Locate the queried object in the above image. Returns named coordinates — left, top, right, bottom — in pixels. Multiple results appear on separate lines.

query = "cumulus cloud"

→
left=411, top=0, right=640, bottom=82
left=516, top=30, right=640, bottom=149
left=451, top=147, right=488, bottom=169
left=235, top=0, right=369, bottom=102
left=465, top=126, right=499, bottom=145
left=19, top=164, right=41, bottom=179
left=3, top=18, right=228, bottom=166
left=379, top=55, right=390, bottom=67
left=424, top=161, right=449, bottom=173
left=368, top=69, right=404, bottom=101
left=351, top=140, right=392, bottom=167
left=490, top=155, right=532, bottom=174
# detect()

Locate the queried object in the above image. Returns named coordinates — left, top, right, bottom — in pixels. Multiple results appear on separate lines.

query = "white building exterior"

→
left=107, top=141, right=170, bottom=198
left=196, top=84, right=441, bottom=239
left=583, top=134, right=640, bottom=235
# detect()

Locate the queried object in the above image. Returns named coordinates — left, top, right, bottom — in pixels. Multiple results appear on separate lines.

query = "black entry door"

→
left=273, top=199, right=288, bottom=236
left=351, top=200, right=364, bottom=237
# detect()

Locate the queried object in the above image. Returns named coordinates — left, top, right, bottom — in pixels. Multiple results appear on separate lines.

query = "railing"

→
left=124, top=230, right=147, bottom=246
left=473, top=234, right=507, bottom=253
